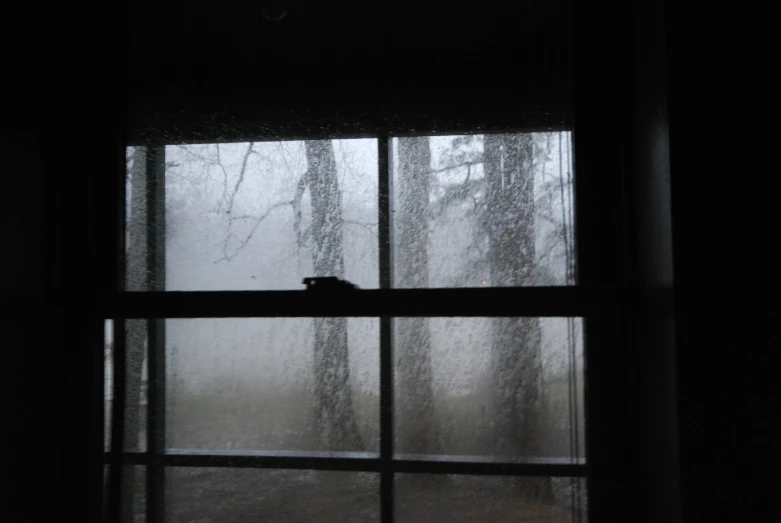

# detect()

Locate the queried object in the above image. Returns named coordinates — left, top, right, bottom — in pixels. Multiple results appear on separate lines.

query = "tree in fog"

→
left=170, top=140, right=368, bottom=450
left=121, top=146, right=151, bottom=522
left=431, top=132, right=575, bottom=501
left=484, top=133, right=551, bottom=501
left=295, top=140, right=364, bottom=450
left=394, top=137, right=438, bottom=454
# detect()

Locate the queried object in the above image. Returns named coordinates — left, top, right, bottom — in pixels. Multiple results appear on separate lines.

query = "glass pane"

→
left=125, top=140, right=379, bottom=291
left=166, top=468, right=379, bottom=522
left=394, top=317, right=585, bottom=460
left=105, top=318, right=148, bottom=452
left=167, top=318, right=379, bottom=453
left=125, top=319, right=148, bottom=452
left=395, top=474, right=586, bottom=523
left=104, top=465, right=146, bottom=522
left=103, top=465, right=109, bottom=522
left=392, top=132, right=575, bottom=288
left=125, top=146, right=158, bottom=292
left=105, top=321, right=112, bottom=452
left=122, top=465, right=146, bottom=523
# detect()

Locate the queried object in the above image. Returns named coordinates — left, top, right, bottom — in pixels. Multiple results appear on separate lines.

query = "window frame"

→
left=104, top=133, right=605, bottom=523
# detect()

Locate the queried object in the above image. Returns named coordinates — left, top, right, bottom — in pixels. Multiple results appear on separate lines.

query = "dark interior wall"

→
left=668, top=2, right=781, bottom=522
left=584, top=3, right=781, bottom=521
left=570, top=3, right=637, bottom=521
left=3, top=3, right=123, bottom=520
left=630, top=1, right=680, bottom=521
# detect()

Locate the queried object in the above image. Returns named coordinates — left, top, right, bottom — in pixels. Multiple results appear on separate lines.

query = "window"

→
left=105, top=132, right=591, bottom=522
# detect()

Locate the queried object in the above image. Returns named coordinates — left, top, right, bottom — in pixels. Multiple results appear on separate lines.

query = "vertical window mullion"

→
left=378, top=135, right=394, bottom=523
left=108, top=318, right=127, bottom=523
left=108, top=138, right=130, bottom=523
left=146, top=146, right=166, bottom=523
left=379, top=136, right=393, bottom=290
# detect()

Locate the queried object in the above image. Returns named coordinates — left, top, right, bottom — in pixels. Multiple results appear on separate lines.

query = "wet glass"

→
left=105, top=320, right=112, bottom=452
left=394, top=317, right=585, bottom=461
left=395, top=474, right=587, bottom=523
left=120, top=465, right=146, bottom=523
left=166, top=318, right=379, bottom=453
left=166, top=468, right=379, bottom=522
left=125, top=140, right=378, bottom=291
left=392, top=133, right=575, bottom=288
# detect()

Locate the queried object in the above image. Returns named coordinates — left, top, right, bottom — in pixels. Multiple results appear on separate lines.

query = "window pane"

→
left=392, top=133, right=575, bottom=288
left=167, top=318, right=379, bottom=453
left=122, top=465, right=146, bottom=523
left=395, top=474, right=586, bottom=523
left=394, top=317, right=584, bottom=460
left=166, top=468, right=379, bottom=522
left=104, top=466, right=146, bottom=522
left=125, top=140, right=378, bottom=291
left=105, top=318, right=148, bottom=452
left=103, top=465, right=109, bottom=522
left=105, top=321, right=112, bottom=452
left=125, top=319, right=148, bottom=452
left=104, top=465, right=147, bottom=522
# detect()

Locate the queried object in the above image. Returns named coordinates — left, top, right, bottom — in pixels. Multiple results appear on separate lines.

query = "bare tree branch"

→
left=342, top=218, right=379, bottom=254
left=342, top=219, right=378, bottom=229
left=174, top=144, right=217, bottom=165
left=538, top=228, right=564, bottom=263
left=430, top=160, right=483, bottom=175
left=215, top=143, right=231, bottom=208
left=215, top=200, right=292, bottom=263
left=343, top=219, right=378, bottom=259
left=292, top=169, right=310, bottom=248
left=278, top=141, right=303, bottom=179
left=226, top=142, right=255, bottom=220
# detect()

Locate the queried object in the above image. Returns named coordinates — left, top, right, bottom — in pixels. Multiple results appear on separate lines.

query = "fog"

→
left=113, top=134, right=584, bottom=459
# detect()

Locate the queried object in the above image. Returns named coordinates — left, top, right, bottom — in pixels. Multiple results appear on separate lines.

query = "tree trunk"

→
left=395, top=137, right=438, bottom=455
left=304, top=140, right=364, bottom=451
left=484, top=134, right=551, bottom=502
left=122, top=147, right=149, bottom=521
